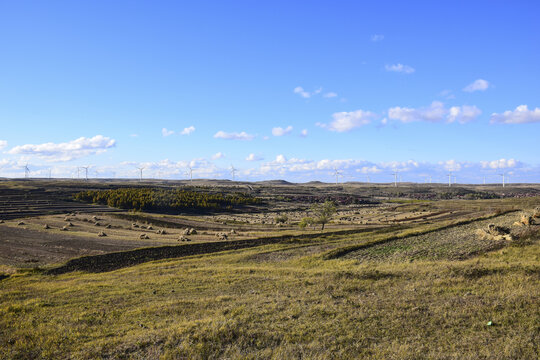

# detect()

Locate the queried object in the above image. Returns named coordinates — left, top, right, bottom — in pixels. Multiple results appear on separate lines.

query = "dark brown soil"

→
left=0, top=225, right=166, bottom=267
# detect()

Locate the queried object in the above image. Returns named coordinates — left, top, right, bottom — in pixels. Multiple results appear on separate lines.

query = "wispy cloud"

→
left=162, top=128, right=174, bottom=137
left=300, top=129, right=308, bottom=137
left=272, top=126, right=293, bottom=136
left=480, top=158, right=519, bottom=169
left=371, top=34, right=384, bottom=42
left=323, top=92, right=338, bottom=98
left=180, top=126, right=195, bottom=135
left=490, top=105, right=540, bottom=124
left=246, top=153, right=263, bottom=161
left=388, top=101, right=481, bottom=123
left=385, top=63, right=415, bottom=74
left=463, top=79, right=490, bottom=92
left=212, top=152, right=225, bottom=160
left=318, top=109, right=377, bottom=132
left=214, top=131, right=255, bottom=140
left=8, top=135, right=116, bottom=162
left=0, top=140, right=7, bottom=150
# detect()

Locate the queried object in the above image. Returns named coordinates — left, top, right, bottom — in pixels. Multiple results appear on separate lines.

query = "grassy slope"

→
left=1, top=217, right=539, bottom=359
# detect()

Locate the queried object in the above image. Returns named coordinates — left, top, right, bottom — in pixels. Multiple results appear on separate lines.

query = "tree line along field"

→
left=0, top=179, right=539, bottom=359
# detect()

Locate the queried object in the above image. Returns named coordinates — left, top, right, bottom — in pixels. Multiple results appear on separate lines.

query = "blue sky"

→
left=1, top=0, right=539, bottom=183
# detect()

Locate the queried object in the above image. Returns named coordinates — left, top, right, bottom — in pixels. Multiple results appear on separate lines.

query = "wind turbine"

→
left=24, top=164, right=30, bottom=179
left=365, top=175, right=371, bottom=183
left=332, top=167, right=342, bottom=184
left=48, top=169, right=52, bottom=179
left=447, top=172, right=452, bottom=187
left=499, top=172, right=506, bottom=187
left=230, top=165, right=237, bottom=181
left=81, top=166, right=89, bottom=181
left=185, top=166, right=193, bottom=184
left=392, top=170, right=398, bottom=187
left=77, top=167, right=80, bottom=179
left=137, top=167, right=144, bottom=182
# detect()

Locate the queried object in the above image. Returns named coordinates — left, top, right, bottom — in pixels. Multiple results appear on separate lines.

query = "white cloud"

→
left=129, top=134, right=139, bottom=138
left=439, top=159, right=462, bottom=172
left=0, top=140, right=7, bottom=150
left=480, top=158, right=518, bottom=170
left=272, top=126, right=293, bottom=136
left=319, top=109, right=377, bottom=132
left=275, top=154, right=287, bottom=164
left=293, top=86, right=325, bottom=99
left=213, top=131, right=255, bottom=140
left=463, top=79, right=490, bottom=92
left=180, top=126, right=195, bottom=135
left=385, top=63, right=415, bottom=74
left=162, top=128, right=174, bottom=137
left=490, top=105, right=540, bottom=124
left=300, top=129, right=308, bottom=137
left=371, top=34, right=384, bottom=42
left=323, top=92, right=338, bottom=98
left=447, top=105, right=482, bottom=124
left=8, top=135, right=116, bottom=162
left=388, top=101, right=480, bottom=123
left=212, top=152, right=225, bottom=160
left=246, top=153, right=263, bottom=161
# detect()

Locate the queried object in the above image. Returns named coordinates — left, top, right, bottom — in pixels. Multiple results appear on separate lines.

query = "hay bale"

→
left=477, top=226, right=513, bottom=241
left=0, top=220, right=4, bottom=224
left=178, top=236, right=189, bottom=242
left=17, top=221, right=25, bottom=226
left=230, top=229, right=236, bottom=234
left=67, top=222, right=74, bottom=227
left=97, top=231, right=107, bottom=237
left=43, top=224, right=51, bottom=229
left=156, top=229, right=167, bottom=235
left=105, top=224, right=112, bottom=229
left=132, top=223, right=139, bottom=228
left=92, top=215, right=99, bottom=221
left=64, top=216, right=70, bottom=221
left=139, top=233, right=150, bottom=240
left=147, top=225, right=153, bottom=230
left=94, top=222, right=101, bottom=226
left=533, top=206, right=540, bottom=218
left=61, top=225, right=69, bottom=231
left=520, top=214, right=533, bottom=226
left=190, top=228, right=197, bottom=235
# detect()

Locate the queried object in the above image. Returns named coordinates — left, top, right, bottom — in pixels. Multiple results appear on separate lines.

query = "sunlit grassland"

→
left=1, top=223, right=539, bottom=359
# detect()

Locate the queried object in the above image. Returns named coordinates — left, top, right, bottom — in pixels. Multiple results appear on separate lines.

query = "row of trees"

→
left=74, top=188, right=262, bottom=213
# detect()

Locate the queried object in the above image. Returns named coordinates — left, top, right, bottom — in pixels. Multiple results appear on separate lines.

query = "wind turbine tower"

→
left=82, top=166, right=89, bottom=181
left=230, top=165, right=237, bottom=181
left=447, top=172, right=452, bottom=187
left=184, top=166, right=194, bottom=184
left=24, top=164, right=30, bottom=179
left=333, top=167, right=342, bottom=185
left=137, top=167, right=144, bottom=182
left=499, top=172, right=506, bottom=187
left=392, top=170, right=398, bottom=187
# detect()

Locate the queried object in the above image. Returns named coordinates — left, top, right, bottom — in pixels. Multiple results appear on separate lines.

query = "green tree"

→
left=298, top=217, right=315, bottom=230
left=310, top=201, right=336, bottom=230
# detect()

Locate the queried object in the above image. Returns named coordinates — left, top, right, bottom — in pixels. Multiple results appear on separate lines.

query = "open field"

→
left=0, top=179, right=539, bottom=359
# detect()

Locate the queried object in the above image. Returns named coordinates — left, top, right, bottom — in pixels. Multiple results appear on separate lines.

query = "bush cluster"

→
left=74, top=188, right=262, bottom=213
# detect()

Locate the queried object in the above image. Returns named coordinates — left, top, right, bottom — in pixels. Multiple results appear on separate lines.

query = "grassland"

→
left=0, top=180, right=539, bottom=359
